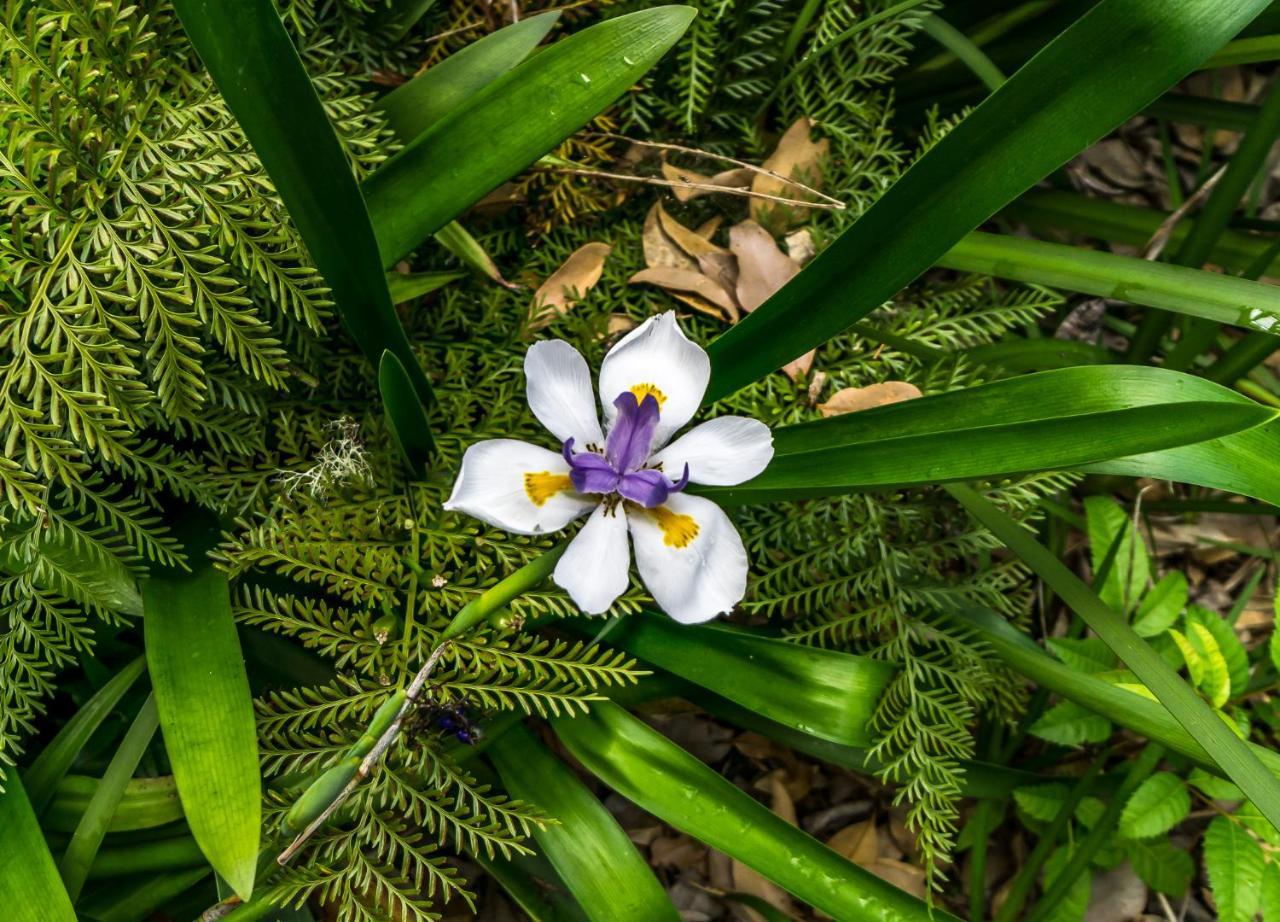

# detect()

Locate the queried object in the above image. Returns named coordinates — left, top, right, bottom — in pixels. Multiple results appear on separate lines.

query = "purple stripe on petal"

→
left=617, top=469, right=671, bottom=508
left=605, top=392, right=660, bottom=473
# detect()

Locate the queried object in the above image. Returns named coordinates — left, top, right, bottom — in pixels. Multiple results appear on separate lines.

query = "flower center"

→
left=524, top=471, right=573, bottom=506
left=628, top=383, right=667, bottom=407
left=649, top=506, right=699, bottom=548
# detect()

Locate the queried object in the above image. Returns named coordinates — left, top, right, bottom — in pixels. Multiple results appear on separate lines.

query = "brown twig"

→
left=1142, top=163, right=1229, bottom=260
left=546, top=165, right=844, bottom=210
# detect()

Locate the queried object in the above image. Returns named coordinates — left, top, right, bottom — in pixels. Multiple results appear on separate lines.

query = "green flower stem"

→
left=1202, top=33, right=1280, bottom=69
left=440, top=542, right=569, bottom=640
left=919, top=14, right=1006, bottom=93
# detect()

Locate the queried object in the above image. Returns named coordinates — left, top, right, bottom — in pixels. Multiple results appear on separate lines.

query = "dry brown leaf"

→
left=643, top=203, right=697, bottom=272
left=828, top=820, right=880, bottom=867
left=752, top=117, right=829, bottom=234
left=871, top=859, right=928, bottom=900
left=661, top=162, right=755, bottom=202
left=629, top=267, right=736, bottom=320
left=730, top=219, right=801, bottom=313
left=695, top=215, right=725, bottom=240
left=698, top=252, right=741, bottom=321
left=658, top=201, right=730, bottom=259
left=732, top=776, right=795, bottom=921
left=531, top=242, right=612, bottom=326
left=818, top=381, right=923, bottom=416
left=650, top=834, right=706, bottom=872
left=784, top=228, right=816, bottom=266
left=607, top=313, right=637, bottom=337
left=782, top=350, right=816, bottom=382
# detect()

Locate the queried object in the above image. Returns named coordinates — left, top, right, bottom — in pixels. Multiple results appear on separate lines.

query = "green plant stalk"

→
left=993, top=752, right=1107, bottom=922
left=947, top=484, right=1280, bottom=831
left=86, top=836, right=206, bottom=879
left=939, top=231, right=1280, bottom=335
left=58, top=694, right=159, bottom=902
left=43, top=775, right=183, bottom=834
left=440, top=543, right=568, bottom=640
left=1148, top=76, right=1280, bottom=368
left=920, top=14, right=1007, bottom=92
left=22, top=657, right=146, bottom=814
left=1024, top=745, right=1163, bottom=922
left=1201, top=33, right=1280, bottom=68
left=1145, top=93, right=1259, bottom=132
left=916, top=1, right=1055, bottom=75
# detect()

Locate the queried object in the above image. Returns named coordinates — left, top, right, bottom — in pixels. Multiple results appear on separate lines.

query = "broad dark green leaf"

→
left=704, top=0, right=1272, bottom=399
left=475, top=851, right=591, bottom=922
left=585, top=613, right=893, bottom=746
left=939, top=231, right=1280, bottom=336
left=144, top=565, right=260, bottom=900
left=489, top=723, right=679, bottom=922
left=0, top=774, right=77, bottom=921
left=554, top=701, right=953, bottom=922
left=76, top=866, right=212, bottom=922
left=705, top=367, right=1275, bottom=505
left=1081, top=420, right=1280, bottom=507
left=379, top=13, right=561, bottom=141
left=379, top=350, right=436, bottom=478
left=172, top=0, right=433, bottom=405
left=23, top=656, right=146, bottom=814
left=364, top=7, right=695, bottom=266
left=58, top=694, right=159, bottom=901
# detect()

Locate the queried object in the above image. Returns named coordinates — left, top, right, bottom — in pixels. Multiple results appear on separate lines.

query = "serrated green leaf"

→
left=1014, top=783, right=1071, bottom=824
left=1118, top=772, right=1190, bottom=840
left=144, top=566, right=260, bottom=901
left=1073, top=796, right=1107, bottom=829
left=379, top=350, right=436, bottom=478
left=1262, top=861, right=1280, bottom=922
left=1204, top=815, right=1265, bottom=922
left=1048, top=637, right=1115, bottom=674
left=365, top=8, right=694, bottom=266
left=1189, top=767, right=1244, bottom=801
left=1029, top=701, right=1113, bottom=746
left=1085, top=496, right=1149, bottom=614
left=489, top=723, right=679, bottom=922
left=1186, top=621, right=1232, bottom=708
left=1168, top=628, right=1206, bottom=688
left=1133, top=572, right=1188, bottom=638
left=1235, top=801, right=1280, bottom=848
left=1187, top=606, right=1250, bottom=697
left=0, top=774, right=77, bottom=921
left=1125, top=838, right=1194, bottom=897
left=1041, top=845, right=1090, bottom=922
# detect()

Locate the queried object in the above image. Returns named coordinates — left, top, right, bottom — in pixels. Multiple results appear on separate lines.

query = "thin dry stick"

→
left=1142, top=163, right=1229, bottom=260
left=589, top=131, right=846, bottom=209
left=276, top=640, right=455, bottom=865
left=548, top=165, right=845, bottom=210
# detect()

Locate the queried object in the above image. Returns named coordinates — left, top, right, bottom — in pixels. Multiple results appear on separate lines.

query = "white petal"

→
left=525, top=340, right=604, bottom=447
left=627, top=493, right=747, bottom=624
left=651, top=416, right=773, bottom=486
left=598, top=312, right=710, bottom=448
left=444, top=439, right=594, bottom=535
left=554, top=505, right=631, bottom=614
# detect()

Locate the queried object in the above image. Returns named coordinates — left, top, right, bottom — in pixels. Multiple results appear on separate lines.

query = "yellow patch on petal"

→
left=524, top=471, right=573, bottom=507
left=629, top=383, right=667, bottom=407
left=650, top=506, right=699, bottom=548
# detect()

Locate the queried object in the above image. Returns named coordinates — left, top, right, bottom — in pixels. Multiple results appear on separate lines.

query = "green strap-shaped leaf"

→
left=379, top=350, right=436, bottom=477
left=171, top=0, right=433, bottom=406
left=581, top=613, right=893, bottom=746
left=144, top=565, right=260, bottom=900
left=43, top=775, right=183, bottom=834
left=378, top=13, right=561, bottom=142
left=22, top=656, right=146, bottom=814
left=704, top=366, right=1275, bottom=505
left=703, top=0, right=1272, bottom=399
left=475, top=851, right=591, bottom=922
left=0, top=774, right=77, bottom=922
left=386, top=270, right=466, bottom=304
left=489, top=723, right=679, bottom=922
left=554, top=700, right=954, bottom=922
left=364, top=7, right=695, bottom=266
left=58, top=694, right=159, bottom=902
left=942, top=490, right=1280, bottom=836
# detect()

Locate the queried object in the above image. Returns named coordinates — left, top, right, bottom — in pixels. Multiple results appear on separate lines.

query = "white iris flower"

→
left=444, top=312, right=774, bottom=623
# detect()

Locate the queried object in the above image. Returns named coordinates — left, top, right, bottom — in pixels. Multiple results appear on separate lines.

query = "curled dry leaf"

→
left=531, top=242, right=612, bottom=327
left=781, top=350, right=817, bottom=384
left=695, top=215, right=725, bottom=240
left=657, top=201, right=729, bottom=260
left=752, top=117, right=829, bottom=235
left=660, top=162, right=756, bottom=202
left=729, top=219, right=801, bottom=313
left=784, top=228, right=816, bottom=266
left=643, top=203, right=697, bottom=272
left=629, top=267, right=737, bottom=320
left=818, top=381, right=923, bottom=416
left=827, top=820, right=927, bottom=901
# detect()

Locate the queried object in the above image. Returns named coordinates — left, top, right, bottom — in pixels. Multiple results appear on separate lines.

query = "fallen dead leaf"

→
left=651, top=834, right=706, bottom=872
left=607, top=313, right=637, bottom=337
left=531, top=242, right=612, bottom=326
left=828, top=821, right=927, bottom=900
left=643, top=203, right=697, bottom=272
left=784, top=228, right=816, bottom=266
left=658, top=201, right=730, bottom=260
left=730, top=219, right=801, bottom=313
left=828, top=819, right=881, bottom=867
left=818, top=381, right=923, bottom=416
left=752, top=117, right=830, bottom=234
left=782, top=350, right=815, bottom=383
left=629, top=267, right=737, bottom=321
left=661, top=162, right=755, bottom=202
left=695, top=215, right=725, bottom=240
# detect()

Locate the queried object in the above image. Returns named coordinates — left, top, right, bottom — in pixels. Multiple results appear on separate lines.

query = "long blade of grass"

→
left=939, top=231, right=1280, bottom=335
left=144, top=565, right=261, bottom=900
left=705, top=366, right=1275, bottom=505
left=43, top=774, right=183, bottom=834
left=172, top=0, right=433, bottom=405
left=704, top=0, right=1272, bottom=400
left=58, top=693, right=159, bottom=902
left=364, top=7, right=694, bottom=266
left=554, top=700, right=956, bottom=922
left=0, top=774, right=77, bottom=921
left=379, top=350, right=436, bottom=477
left=22, top=656, right=146, bottom=814
left=947, top=485, right=1280, bottom=833
left=573, top=613, right=893, bottom=746
left=489, top=723, right=680, bottom=922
